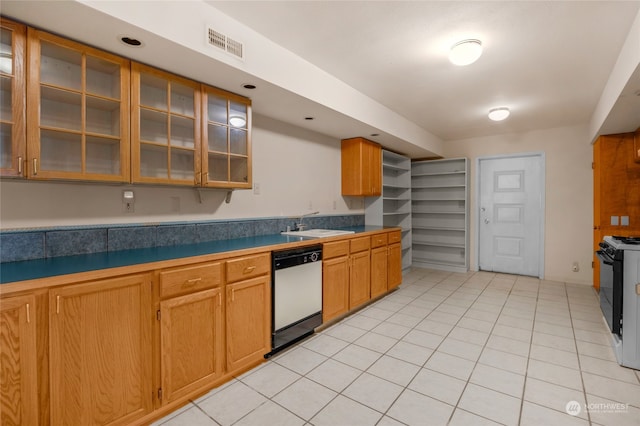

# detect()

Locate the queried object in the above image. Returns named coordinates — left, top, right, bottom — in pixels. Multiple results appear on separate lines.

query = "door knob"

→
left=484, top=218, right=490, bottom=224
left=481, top=207, right=486, bottom=212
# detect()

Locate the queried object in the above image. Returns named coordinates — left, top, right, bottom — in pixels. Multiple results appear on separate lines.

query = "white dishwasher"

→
left=268, top=244, right=323, bottom=356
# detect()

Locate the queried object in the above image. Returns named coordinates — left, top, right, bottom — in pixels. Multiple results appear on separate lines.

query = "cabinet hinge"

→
left=158, top=388, right=163, bottom=401
left=592, top=261, right=595, bottom=268
left=156, top=310, right=161, bottom=321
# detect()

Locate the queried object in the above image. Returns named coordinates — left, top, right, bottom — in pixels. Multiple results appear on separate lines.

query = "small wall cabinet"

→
left=411, top=158, right=469, bottom=272
left=341, top=137, right=382, bottom=196
left=26, top=28, right=131, bottom=182
left=0, top=18, right=26, bottom=178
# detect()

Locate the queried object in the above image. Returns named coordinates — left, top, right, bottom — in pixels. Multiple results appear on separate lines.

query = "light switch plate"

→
left=611, top=216, right=619, bottom=226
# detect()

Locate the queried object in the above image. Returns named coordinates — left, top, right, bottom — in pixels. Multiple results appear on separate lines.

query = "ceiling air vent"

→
left=207, top=27, right=244, bottom=60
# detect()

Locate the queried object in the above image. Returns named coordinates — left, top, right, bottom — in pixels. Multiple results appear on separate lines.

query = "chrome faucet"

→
left=295, top=211, right=319, bottom=231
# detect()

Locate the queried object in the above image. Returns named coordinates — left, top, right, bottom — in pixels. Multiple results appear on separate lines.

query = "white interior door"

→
left=478, top=154, right=544, bottom=277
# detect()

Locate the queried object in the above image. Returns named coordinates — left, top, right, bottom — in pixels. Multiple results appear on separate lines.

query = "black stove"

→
left=611, top=236, right=640, bottom=245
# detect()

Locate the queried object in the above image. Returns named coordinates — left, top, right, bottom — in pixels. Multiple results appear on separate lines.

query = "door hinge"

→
left=156, top=310, right=161, bottom=321
left=592, top=162, right=595, bottom=169
left=592, top=261, right=595, bottom=268
left=158, top=388, right=163, bottom=401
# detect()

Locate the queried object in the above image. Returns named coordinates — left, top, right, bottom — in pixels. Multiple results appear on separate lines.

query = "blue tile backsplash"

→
left=0, top=215, right=364, bottom=263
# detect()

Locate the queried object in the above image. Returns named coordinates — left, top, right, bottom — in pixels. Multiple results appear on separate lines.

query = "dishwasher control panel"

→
left=273, top=245, right=323, bottom=269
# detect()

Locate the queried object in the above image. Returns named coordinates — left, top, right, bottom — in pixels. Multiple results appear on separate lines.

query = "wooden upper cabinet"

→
left=26, top=28, right=130, bottom=182
left=202, top=85, right=252, bottom=188
left=0, top=18, right=26, bottom=178
left=131, top=62, right=201, bottom=185
left=0, top=294, right=38, bottom=426
left=341, top=137, right=382, bottom=196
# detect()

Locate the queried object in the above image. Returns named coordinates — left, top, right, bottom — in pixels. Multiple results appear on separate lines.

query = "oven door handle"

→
left=596, top=250, right=614, bottom=266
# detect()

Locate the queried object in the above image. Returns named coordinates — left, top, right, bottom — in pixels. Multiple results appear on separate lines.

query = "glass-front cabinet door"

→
left=26, top=29, right=130, bottom=181
left=131, top=63, right=201, bottom=185
left=202, top=85, right=251, bottom=189
left=0, top=18, right=26, bottom=178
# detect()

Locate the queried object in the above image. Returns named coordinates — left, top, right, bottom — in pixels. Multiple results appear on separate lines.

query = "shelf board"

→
left=412, top=240, right=465, bottom=248
left=412, top=257, right=465, bottom=267
left=412, top=226, right=465, bottom=231
left=412, top=198, right=466, bottom=202
left=383, top=211, right=410, bottom=216
left=412, top=185, right=466, bottom=189
left=411, top=171, right=466, bottom=177
left=383, top=163, right=410, bottom=172
left=412, top=211, right=465, bottom=215
left=383, top=183, right=410, bottom=189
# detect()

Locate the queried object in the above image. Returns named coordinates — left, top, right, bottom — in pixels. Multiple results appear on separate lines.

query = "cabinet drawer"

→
left=160, top=262, right=223, bottom=298
left=388, top=231, right=402, bottom=244
left=226, top=253, right=270, bottom=283
left=371, top=233, right=388, bottom=248
left=350, top=236, right=370, bottom=253
left=323, top=240, right=350, bottom=259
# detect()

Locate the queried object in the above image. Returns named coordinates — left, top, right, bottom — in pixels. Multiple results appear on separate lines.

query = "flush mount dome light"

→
left=449, top=39, right=482, bottom=66
left=488, top=107, right=510, bottom=121
left=229, top=115, right=246, bottom=127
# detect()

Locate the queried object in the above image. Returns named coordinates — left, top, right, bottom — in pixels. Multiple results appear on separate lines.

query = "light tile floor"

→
left=152, top=268, right=640, bottom=426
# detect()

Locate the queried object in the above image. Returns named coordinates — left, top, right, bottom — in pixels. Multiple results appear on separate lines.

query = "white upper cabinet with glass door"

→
left=0, top=18, right=26, bottom=178
left=26, top=28, right=130, bottom=181
left=131, top=62, right=201, bottom=186
left=202, top=85, right=251, bottom=189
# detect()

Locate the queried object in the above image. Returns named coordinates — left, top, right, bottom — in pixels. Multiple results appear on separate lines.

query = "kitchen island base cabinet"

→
left=160, top=288, right=223, bottom=406
left=0, top=294, right=38, bottom=426
left=49, top=273, right=153, bottom=426
left=226, top=275, right=271, bottom=372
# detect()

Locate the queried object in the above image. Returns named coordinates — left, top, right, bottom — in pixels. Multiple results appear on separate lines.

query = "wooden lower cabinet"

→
left=349, top=250, right=371, bottom=309
left=226, top=275, right=271, bottom=372
left=49, top=273, right=153, bottom=426
left=388, top=242, right=402, bottom=290
left=0, top=294, right=38, bottom=426
left=322, top=256, right=350, bottom=322
left=370, top=246, right=388, bottom=298
left=159, top=287, right=223, bottom=405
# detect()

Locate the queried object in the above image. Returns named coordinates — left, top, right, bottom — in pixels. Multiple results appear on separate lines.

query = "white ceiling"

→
left=2, top=1, right=639, bottom=158
left=209, top=1, right=640, bottom=142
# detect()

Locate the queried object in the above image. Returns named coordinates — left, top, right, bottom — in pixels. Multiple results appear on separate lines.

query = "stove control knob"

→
left=310, top=252, right=319, bottom=262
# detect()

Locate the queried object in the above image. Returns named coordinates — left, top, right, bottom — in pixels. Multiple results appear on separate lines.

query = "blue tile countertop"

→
left=0, top=226, right=391, bottom=285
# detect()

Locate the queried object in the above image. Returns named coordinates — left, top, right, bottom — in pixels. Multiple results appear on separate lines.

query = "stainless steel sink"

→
left=281, top=229, right=355, bottom=238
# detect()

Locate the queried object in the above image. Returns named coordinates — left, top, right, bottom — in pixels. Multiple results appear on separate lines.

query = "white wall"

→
left=0, top=114, right=363, bottom=229
left=442, top=125, right=593, bottom=285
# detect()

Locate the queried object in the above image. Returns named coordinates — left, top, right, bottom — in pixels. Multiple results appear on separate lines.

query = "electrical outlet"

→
left=572, top=262, right=579, bottom=272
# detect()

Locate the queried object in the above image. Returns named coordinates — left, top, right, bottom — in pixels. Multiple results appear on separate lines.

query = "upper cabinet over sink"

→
left=26, top=27, right=131, bottom=182
left=341, top=137, right=382, bottom=196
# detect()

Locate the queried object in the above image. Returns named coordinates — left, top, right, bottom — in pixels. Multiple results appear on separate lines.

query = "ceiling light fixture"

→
left=229, top=115, right=247, bottom=127
left=119, top=36, right=143, bottom=47
left=488, top=107, right=510, bottom=121
left=449, top=39, right=482, bottom=66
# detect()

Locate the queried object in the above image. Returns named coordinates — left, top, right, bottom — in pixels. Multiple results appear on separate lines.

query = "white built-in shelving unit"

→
left=365, top=150, right=412, bottom=272
left=411, top=158, right=469, bottom=272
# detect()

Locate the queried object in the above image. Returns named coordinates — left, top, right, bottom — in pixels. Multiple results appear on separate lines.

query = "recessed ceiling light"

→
left=449, top=39, right=482, bottom=66
left=242, top=83, right=256, bottom=89
left=305, top=117, right=314, bottom=120
left=370, top=133, right=380, bottom=137
left=119, top=36, right=143, bottom=47
left=488, top=107, right=510, bottom=121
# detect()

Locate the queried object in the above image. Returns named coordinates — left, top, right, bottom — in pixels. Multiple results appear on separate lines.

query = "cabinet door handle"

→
left=243, top=265, right=256, bottom=274
left=56, top=295, right=60, bottom=314
left=26, top=303, right=30, bottom=323
left=231, top=288, right=235, bottom=302
left=17, top=156, right=23, bottom=175
left=32, top=158, right=38, bottom=176
left=185, top=277, right=202, bottom=285
left=218, top=293, right=221, bottom=306
left=203, top=172, right=208, bottom=184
